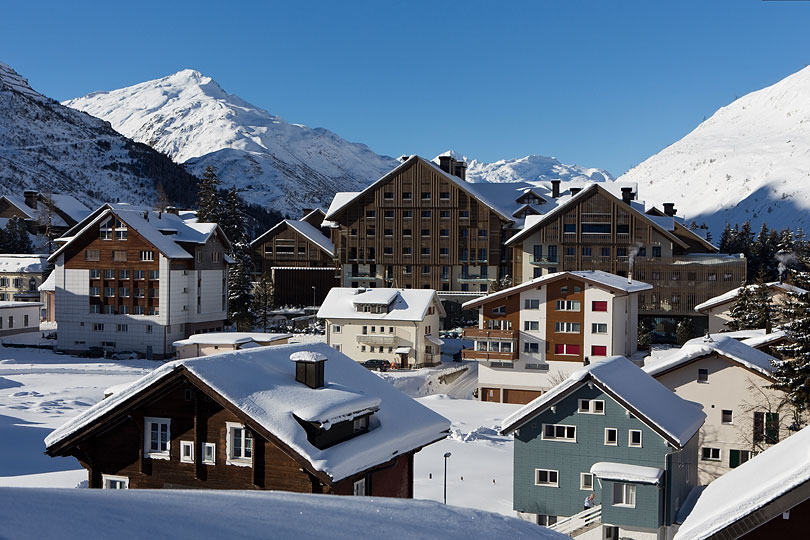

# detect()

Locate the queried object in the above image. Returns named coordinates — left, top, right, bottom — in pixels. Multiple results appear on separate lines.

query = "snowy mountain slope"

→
left=618, top=65, right=810, bottom=234
left=64, top=70, right=400, bottom=216
left=435, top=150, right=613, bottom=184
left=0, top=62, right=199, bottom=210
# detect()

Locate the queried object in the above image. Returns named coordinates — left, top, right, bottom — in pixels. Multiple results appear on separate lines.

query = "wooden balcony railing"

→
left=462, top=328, right=517, bottom=340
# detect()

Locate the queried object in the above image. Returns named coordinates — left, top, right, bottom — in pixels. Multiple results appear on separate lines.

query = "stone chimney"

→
left=291, top=351, right=327, bottom=389
left=23, top=190, right=38, bottom=210
left=621, top=187, right=634, bottom=205
left=663, top=203, right=676, bottom=217
left=551, top=180, right=561, bottom=198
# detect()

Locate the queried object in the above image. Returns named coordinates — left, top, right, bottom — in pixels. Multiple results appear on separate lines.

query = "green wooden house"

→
left=500, top=356, right=705, bottom=538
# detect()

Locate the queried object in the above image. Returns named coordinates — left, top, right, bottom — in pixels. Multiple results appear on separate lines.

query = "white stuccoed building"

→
left=317, top=288, right=445, bottom=368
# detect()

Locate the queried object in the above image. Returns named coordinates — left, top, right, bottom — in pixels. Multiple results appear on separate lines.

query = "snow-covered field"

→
left=0, top=333, right=522, bottom=519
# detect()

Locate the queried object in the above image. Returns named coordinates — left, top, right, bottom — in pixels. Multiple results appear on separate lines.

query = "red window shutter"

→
left=592, top=301, right=608, bottom=312
left=591, top=345, right=607, bottom=356
left=554, top=344, right=564, bottom=354
left=567, top=344, right=581, bottom=355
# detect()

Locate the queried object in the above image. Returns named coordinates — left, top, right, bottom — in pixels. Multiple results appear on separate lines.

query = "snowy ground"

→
left=0, top=331, right=521, bottom=519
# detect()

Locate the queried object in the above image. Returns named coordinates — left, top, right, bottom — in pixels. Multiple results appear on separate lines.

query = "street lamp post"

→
left=311, top=286, right=316, bottom=307
left=443, top=452, right=451, bottom=504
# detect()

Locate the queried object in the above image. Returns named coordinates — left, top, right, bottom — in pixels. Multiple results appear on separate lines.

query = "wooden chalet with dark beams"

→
left=45, top=342, right=450, bottom=496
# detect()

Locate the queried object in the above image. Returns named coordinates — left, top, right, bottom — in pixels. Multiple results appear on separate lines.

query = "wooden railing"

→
left=461, top=328, right=517, bottom=340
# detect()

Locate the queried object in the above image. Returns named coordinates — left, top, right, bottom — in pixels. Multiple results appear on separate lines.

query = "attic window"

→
left=100, top=218, right=113, bottom=240
left=115, top=219, right=127, bottom=240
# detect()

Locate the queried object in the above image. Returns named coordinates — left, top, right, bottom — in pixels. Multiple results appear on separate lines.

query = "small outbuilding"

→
left=172, top=332, right=292, bottom=359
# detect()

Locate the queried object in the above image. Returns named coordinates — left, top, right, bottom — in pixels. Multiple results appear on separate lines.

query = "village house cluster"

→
left=6, top=154, right=810, bottom=539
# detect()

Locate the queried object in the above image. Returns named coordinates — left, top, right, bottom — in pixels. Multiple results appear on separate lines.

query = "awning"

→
left=426, top=336, right=444, bottom=347
left=395, top=346, right=411, bottom=354
left=590, top=462, right=663, bottom=485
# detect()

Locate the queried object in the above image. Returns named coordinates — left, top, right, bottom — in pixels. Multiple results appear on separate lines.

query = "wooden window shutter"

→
left=729, top=449, right=740, bottom=469
left=753, top=412, right=764, bottom=443
left=765, top=413, right=780, bottom=444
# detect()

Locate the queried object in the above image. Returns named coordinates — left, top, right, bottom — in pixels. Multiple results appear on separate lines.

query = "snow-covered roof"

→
left=250, top=218, right=334, bottom=256
left=47, top=194, right=91, bottom=223
left=38, top=271, right=55, bottom=292
left=463, top=270, right=652, bottom=310
left=741, top=330, right=789, bottom=349
left=50, top=204, right=229, bottom=262
left=44, top=342, right=450, bottom=482
left=0, top=254, right=47, bottom=274
left=1, top=196, right=34, bottom=219
left=0, top=301, right=43, bottom=309
left=590, top=462, right=664, bottom=485
left=318, top=288, right=446, bottom=322
left=694, top=281, right=807, bottom=312
left=643, top=334, right=778, bottom=380
left=172, top=332, right=292, bottom=347
left=674, top=424, right=810, bottom=540
left=0, top=486, right=569, bottom=540
left=501, top=356, right=705, bottom=448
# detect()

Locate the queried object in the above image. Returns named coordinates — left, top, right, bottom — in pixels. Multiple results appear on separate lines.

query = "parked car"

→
left=362, top=359, right=391, bottom=372
left=79, top=346, right=105, bottom=358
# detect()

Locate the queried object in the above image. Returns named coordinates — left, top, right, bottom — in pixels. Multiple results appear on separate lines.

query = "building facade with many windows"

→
left=461, top=270, right=651, bottom=404
left=49, top=204, right=231, bottom=359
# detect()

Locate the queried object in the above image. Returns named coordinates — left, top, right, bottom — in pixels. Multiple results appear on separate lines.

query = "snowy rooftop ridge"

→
left=251, top=217, right=334, bottom=257
left=44, top=342, right=450, bottom=482
left=462, top=270, right=652, bottom=310
left=318, top=288, right=445, bottom=322
left=694, top=281, right=807, bottom=312
left=501, top=356, right=705, bottom=447
left=643, top=333, right=778, bottom=380
left=674, top=424, right=810, bottom=540
left=172, top=332, right=292, bottom=347
left=0, top=254, right=47, bottom=274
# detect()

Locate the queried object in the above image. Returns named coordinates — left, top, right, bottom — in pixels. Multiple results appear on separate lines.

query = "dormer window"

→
left=115, top=219, right=127, bottom=240
left=100, top=218, right=113, bottom=240
left=353, top=416, right=369, bottom=433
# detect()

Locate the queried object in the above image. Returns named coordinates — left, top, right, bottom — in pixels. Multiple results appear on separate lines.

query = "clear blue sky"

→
left=3, top=1, right=810, bottom=176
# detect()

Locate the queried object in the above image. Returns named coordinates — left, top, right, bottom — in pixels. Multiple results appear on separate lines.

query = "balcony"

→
left=356, top=334, right=397, bottom=345
left=458, top=275, right=492, bottom=283
left=348, top=272, right=376, bottom=278
left=462, top=349, right=518, bottom=361
left=529, top=257, right=559, bottom=266
left=462, top=328, right=517, bottom=340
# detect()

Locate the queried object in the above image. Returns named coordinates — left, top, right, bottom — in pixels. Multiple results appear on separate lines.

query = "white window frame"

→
left=140, top=250, right=155, bottom=262
left=591, top=323, right=608, bottom=334
left=578, top=399, right=605, bottom=414
left=202, top=442, right=216, bottom=465
left=554, top=321, right=581, bottom=333
left=535, top=468, right=559, bottom=487
left=144, top=417, right=171, bottom=459
left=102, top=474, right=129, bottom=489
left=604, top=427, right=618, bottom=446
left=580, top=472, right=594, bottom=490
left=226, top=422, right=253, bottom=466
left=721, top=409, right=733, bottom=425
left=541, top=423, right=577, bottom=442
left=702, top=447, right=721, bottom=461
left=180, top=440, right=194, bottom=463
left=353, top=477, right=367, bottom=496
left=613, top=482, right=636, bottom=507
left=629, top=429, right=642, bottom=448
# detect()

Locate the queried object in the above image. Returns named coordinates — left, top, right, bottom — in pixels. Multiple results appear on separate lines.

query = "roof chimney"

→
left=663, top=203, right=676, bottom=217
left=165, top=206, right=179, bottom=215
left=453, top=161, right=467, bottom=181
left=551, top=180, right=561, bottom=198
left=291, top=351, right=327, bottom=389
left=621, top=187, right=633, bottom=205
left=438, top=155, right=453, bottom=174
left=569, top=187, right=582, bottom=196
left=23, top=190, right=38, bottom=210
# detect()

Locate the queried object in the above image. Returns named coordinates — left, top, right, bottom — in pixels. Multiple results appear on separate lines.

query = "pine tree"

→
left=676, top=318, right=695, bottom=345
left=4, top=216, right=33, bottom=253
left=726, top=280, right=760, bottom=331
left=719, top=223, right=732, bottom=253
left=253, top=274, right=275, bottom=332
left=219, top=185, right=254, bottom=331
left=154, top=183, right=172, bottom=212
left=638, top=319, right=654, bottom=350
left=197, top=166, right=223, bottom=224
left=774, top=267, right=810, bottom=412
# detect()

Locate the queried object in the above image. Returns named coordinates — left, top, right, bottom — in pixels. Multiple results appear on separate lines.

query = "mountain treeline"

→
left=718, top=221, right=807, bottom=282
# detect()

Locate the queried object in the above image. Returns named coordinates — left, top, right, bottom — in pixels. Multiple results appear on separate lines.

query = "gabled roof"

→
left=49, top=204, right=230, bottom=263
left=44, top=342, right=450, bottom=483
left=742, top=330, right=790, bottom=349
left=300, top=208, right=326, bottom=226
left=0, top=254, right=47, bottom=274
left=462, top=270, right=652, bottom=310
left=172, top=332, right=292, bottom=347
left=643, top=334, right=778, bottom=380
left=504, top=183, right=688, bottom=249
left=0, top=196, right=35, bottom=219
left=500, top=356, right=705, bottom=448
left=317, top=288, right=446, bottom=322
left=674, top=424, right=810, bottom=540
left=694, top=281, right=807, bottom=312
left=323, top=156, right=516, bottom=224
left=38, top=271, right=55, bottom=292
left=250, top=218, right=334, bottom=257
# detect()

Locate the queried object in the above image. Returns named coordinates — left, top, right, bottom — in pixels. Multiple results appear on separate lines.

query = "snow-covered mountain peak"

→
left=434, top=150, right=613, bottom=184
left=618, top=63, right=810, bottom=233
left=0, top=61, right=41, bottom=100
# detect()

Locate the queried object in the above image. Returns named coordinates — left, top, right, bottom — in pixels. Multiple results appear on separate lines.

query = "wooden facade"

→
left=327, top=156, right=512, bottom=292
left=544, top=277, right=585, bottom=364
left=252, top=221, right=334, bottom=274
left=47, top=368, right=416, bottom=497
left=511, top=187, right=746, bottom=322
